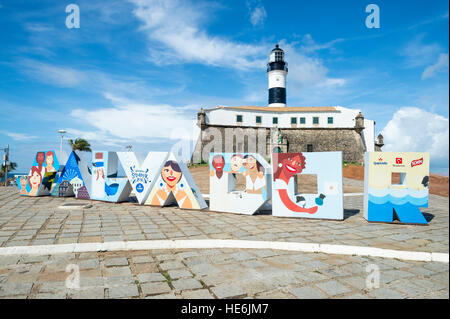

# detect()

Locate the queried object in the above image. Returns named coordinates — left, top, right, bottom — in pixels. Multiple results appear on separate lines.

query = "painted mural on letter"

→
left=363, top=152, right=430, bottom=224
left=209, top=153, right=272, bottom=215
left=90, top=151, right=131, bottom=202
left=271, top=152, right=343, bottom=220
left=117, top=151, right=168, bottom=204
left=17, top=150, right=60, bottom=197
left=145, top=152, right=206, bottom=210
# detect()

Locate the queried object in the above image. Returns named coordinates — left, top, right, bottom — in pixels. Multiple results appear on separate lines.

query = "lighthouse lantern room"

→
left=267, top=44, right=288, bottom=107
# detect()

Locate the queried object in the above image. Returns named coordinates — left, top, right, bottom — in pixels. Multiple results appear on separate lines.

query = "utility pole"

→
left=58, top=129, right=67, bottom=156
left=3, top=144, right=9, bottom=187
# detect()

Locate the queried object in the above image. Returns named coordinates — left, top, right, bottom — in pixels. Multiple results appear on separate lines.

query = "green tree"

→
left=0, top=162, right=17, bottom=179
left=68, top=138, right=92, bottom=152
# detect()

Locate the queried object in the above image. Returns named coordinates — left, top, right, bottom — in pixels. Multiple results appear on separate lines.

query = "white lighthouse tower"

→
left=267, top=44, right=288, bottom=107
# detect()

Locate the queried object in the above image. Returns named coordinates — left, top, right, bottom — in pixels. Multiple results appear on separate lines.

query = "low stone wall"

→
left=191, top=125, right=366, bottom=163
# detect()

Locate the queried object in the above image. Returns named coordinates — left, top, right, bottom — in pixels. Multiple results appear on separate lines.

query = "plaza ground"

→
left=0, top=174, right=448, bottom=299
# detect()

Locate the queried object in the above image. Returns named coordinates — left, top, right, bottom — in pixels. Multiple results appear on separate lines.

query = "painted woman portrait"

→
left=242, top=155, right=265, bottom=194
left=19, top=176, right=28, bottom=195
left=36, top=151, right=45, bottom=176
left=150, top=160, right=192, bottom=209
left=28, top=166, right=43, bottom=196
left=45, top=151, right=56, bottom=173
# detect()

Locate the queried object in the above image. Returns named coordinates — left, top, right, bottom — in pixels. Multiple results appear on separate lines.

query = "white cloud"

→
left=249, top=5, right=266, bottom=27
left=69, top=94, right=198, bottom=144
left=280, top=41, right=346, bottom=90
left=422, top=53, right=449, bottom=79
left=19, top=59, right=86, bottom=87
left=381, top=107, right=449, bottom=172
left=401, top=35, right=442, bottom=68
left=129, top=0, right=266, bottom=69
left=0, top=131, right=38, bottom=141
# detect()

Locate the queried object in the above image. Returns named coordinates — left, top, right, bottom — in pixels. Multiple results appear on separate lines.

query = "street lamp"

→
left=58, top=129, right=67, bottom=155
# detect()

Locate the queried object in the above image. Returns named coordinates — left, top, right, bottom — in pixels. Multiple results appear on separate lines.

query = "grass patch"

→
left=162, top=271, right=172, bottom=285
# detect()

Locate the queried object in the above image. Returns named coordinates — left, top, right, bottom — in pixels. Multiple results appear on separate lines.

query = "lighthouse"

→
left=267, top=44, right=288, bottom=107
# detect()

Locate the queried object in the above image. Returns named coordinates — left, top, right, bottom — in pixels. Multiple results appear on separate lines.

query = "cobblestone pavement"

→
left=0, top=248, right=448, bottom=299
left=0, top=186, right=448, bottom=299
left=0, top=187, right=447, bottom=253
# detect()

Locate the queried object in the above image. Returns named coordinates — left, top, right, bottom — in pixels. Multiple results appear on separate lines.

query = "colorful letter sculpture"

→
left=51, top=151, right=92, bottom=199
left=363, top=152, right=430, bottom=224
left=17, top=150, right=60, bottom=196
left=209, top=153, right=272, bottom=215
left=271, top=152, right=343, bottom=220
left=90, top=151, right=131, bottom=203
left=145, top=152, right=207, bottom=210
left=117, top=151, right=168, bottom=204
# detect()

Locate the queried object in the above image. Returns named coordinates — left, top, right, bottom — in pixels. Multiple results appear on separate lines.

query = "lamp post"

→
left=58, top=130, right=66, bottom=155
left=3, top=145, right=9, bottom=186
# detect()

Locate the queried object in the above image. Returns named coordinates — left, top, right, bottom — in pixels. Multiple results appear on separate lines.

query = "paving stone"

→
left=177, top=251, right=201, bottom=259
left=167, top=269, right=192, bottom=279
left=36, top=292, right=67, bottom=299
left=132, top=256, right=154, bottom=264
left=78, top=259, right=100, bottom=269
left=105, top=266, right=132, bottom=277
left=104, top=257, right=129, bottom=267
left=172, top=278, right=203, bottom=291
left=289, top=286, right=327, bottom=299
left=315, top=280, right=352, bottom=296
left=156, top=254, right=179, bottom=261
left=105, top=276, right=135, bottom=287
left=108, top=284, right=140, bottom=299
left=39, top=281, right=67, bottom=293
left=230, top=251, right=256, bottom=261
left=181, top=289, right=215, bottom=299
left=368, top=288, right=407, bottom=299
left=190, top=263, right=220, bottom=276
left=141, top=282, right=172, bottom=296
left=0, top=282, right=33, bottom=297
left=71, top=287, right=105, bottom=299
left=211, top=284, right=246, bottom=299
left=159, top=260, right=185, bottom=271
left=137, top=273, right=166, bottom=283
left=145, top=292, right=177, bottom=299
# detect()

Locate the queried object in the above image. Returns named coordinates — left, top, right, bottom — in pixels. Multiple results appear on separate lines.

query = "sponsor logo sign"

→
left=411, top=157, right=423, bottom=168
left=374, top=157, right=388, bottom=165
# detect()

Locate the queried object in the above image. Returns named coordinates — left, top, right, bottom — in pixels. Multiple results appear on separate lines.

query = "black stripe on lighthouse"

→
left=268, top=87, right=286, bottom=105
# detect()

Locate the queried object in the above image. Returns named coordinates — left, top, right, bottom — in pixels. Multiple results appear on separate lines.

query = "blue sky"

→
left=0, top=0, right=448, bottom=173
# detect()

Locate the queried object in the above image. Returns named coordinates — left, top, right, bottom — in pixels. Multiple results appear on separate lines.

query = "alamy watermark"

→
left=365, top=263, right=380, bottom=290
left=65, top=4, right=80, bottom=29
left=365, top=4, right=380, bottom=29
left=65, top=264, right=80, bottom=289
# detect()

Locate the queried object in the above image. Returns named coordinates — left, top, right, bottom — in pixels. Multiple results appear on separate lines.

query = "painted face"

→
left=244, top=156, right=257, bottom=171
left=36, top=152, right=45, bottom=165
left=162, top=166, right=181, bottom=187
left=281, top=155, right=305, bottom=178
left=20, top=177, right=27, bottom=187
left=30, top=171, right=42, bottom=188
left=212, top=157, right=225, bottom=171
left=230, top=156, right=242, bottom=171
left=46, top=154, right=54, bottom=166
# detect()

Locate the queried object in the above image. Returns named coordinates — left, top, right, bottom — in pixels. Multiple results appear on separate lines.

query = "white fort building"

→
left=192, top=44, right=383, bottom=163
